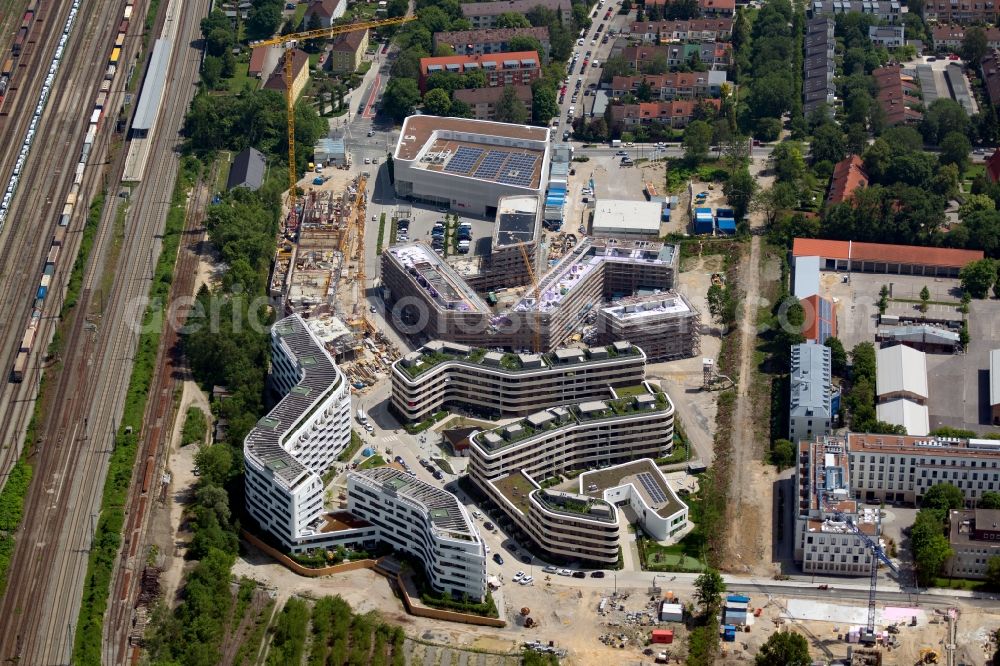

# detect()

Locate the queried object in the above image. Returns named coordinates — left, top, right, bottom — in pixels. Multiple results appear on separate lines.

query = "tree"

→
left=772, top=439, right=795, bottom=471
left=921, top=482, right=964, bottom=511
left=246, top=3, right=282, bottom=40
left=755, top=631, right=810, bottom=666
left=960, top=27, right=989, bottom=69
left=824, top=337, right=848, bottom=377
left=508, top=35, right=544, bottom=57
left=757, top=182, right=798, bottom=225
left=694, top=569, right=726, bottom=613
left=382, top=78, right=421, bottom=121
left=494, top=85, right=528, bottom=124
left=811, top=123, right=846, bottom=165
left=422, top=88, right=451, bottom=116
left=495, top=11, right=531, bottom=27
left=921, top=98, right=969, bottom=145
left=940, top=131, right=972, bottom=173
left=918, top=285, right=930, bottom=313
left=960, top=258, right=997, bottom=298
left=771, top=142, right=806, bottom=183
left=959, top=193, right=996, bottom=220
left=850, top=341, right=877, bottom=384
left=724, top=167, right=758, bottom=222
left=754, top=116, right=782, bottom=142
left=531, top=84, right=558, bottom=124
left=979, top=491, right=1000, bottom=509
left=707, top=283, right=726, bottom=322
left=640, top=53, right=669, bottom=75
left=910, top=508, right=953, bottom=584
left=683, top=120, right=713, bottom=163
left=986, top=557, right=1000, bottom=589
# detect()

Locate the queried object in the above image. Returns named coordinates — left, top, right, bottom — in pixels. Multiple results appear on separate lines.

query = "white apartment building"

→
left=348, top=468, right=488, bottom=601
left=846, top=433, right=1000, bottom=506
left=391, top=339, right=647, bottom=422
left=788, top=343, right=834, bottom=444
left=469, top=384, right=676, bottom=565
left=244, top=314, right=353, bottom=551
left=794, top=437, right=883, bottom=575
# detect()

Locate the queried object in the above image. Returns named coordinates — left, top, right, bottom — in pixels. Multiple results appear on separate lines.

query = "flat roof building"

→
left=463, top=194, right=540, bottom=291
left=591, top=199, right=663, bottom=240
left=789, top=343, right=835, bottom=445
left=876, top=324, right=960, bottom=354
left=793, top=255, right=820, bottom=299
left=392, top=115, right=550, bottom=217
left=946, top=509, right=1000, bottom=580
left=597, top=291, right=699, bottom=361
left=131, top=39, right=172, bottom=138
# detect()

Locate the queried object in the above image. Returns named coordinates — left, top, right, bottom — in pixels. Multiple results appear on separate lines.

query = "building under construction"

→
left=597, top=291, right=700, bottom=361
left=465, top=195, right=539, bottom=292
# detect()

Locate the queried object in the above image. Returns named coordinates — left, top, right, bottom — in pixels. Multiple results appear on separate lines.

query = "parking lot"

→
left=383, top=203, right=495, bottom=258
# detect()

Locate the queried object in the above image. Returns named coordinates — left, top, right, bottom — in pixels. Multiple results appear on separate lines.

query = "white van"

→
left=356, top=409, right=367, bottom=423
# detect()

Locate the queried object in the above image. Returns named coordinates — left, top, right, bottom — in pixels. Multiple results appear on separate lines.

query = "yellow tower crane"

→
left=252, top=16, right=415, bottom=221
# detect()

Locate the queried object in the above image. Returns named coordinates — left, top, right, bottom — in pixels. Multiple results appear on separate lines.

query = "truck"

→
left=610, top=139, right=621, bottom=148
left=356, top=409, right=367, bottom=423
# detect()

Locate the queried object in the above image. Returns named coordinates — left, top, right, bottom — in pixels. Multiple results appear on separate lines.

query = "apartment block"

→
left=985, top=50, right=1000, bottom=109
left=469, top=385, right=676, bottom=565
left=327, top=29, right=369, bottom=74
left=794, top=437, right=882, bottom=575
left=804, top=17, right=835, bottom=116
left=433, top=26, right=551, bottom=59
left=869, top=25, right=905, bottom=48
left=462, top=194, right=539, bottom=291
left=243, top=315, right=353, bottom=551
left=788, top=343, right=835, bottom=445
left=925, top=0, right=999, bottom=24
left=933, top=25, right=1000, bottom=50
left=619, top=43, right=732, bottom=70
left=628, top=18, right=734, bottom=43
left=810, top=0, right=902, bottom=22
left=873, top=64, right=923, bottom=125
left=460, top=0, right=572, bottom=28
left=348, top=468, right=487, bottom=601
left=452, top=85, right=533, bottom=121
left=609, top=99, right=721, bottom=129
left=846, top=433, right=1000, bottom=506
left=945, top=509, right=1000, bottom=579
left=391, top=339, right=647, bottom=422
left=610, top=71, right=728, bottom=100
left=419, top=51, right=541, bottom=91
left=597, top=292, right=700, bottom=362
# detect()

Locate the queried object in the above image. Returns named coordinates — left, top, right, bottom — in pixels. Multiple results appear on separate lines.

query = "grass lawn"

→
left=227, top=58, right=254, bottom=94
left=357, top=454, right=386, bottom=470
left=640, top=539, right=705, bottom=572
left=615, top=384, right=649, bottom=398
left=292, top=3, right=307, bottom=26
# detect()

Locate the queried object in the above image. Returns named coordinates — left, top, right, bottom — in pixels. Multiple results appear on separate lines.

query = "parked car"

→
left=543, top=565, right=558, bottom=574
left=520, top=575, right=534, bottom=584
left=591, top=570, right=605, bottom=578
left=484, top=521, right=495, bottom=531
left=572, top=571, right=587, bottom=579
left=558, top=568, right=573, bottom=576
left=493, top=553, right=504, bottom=565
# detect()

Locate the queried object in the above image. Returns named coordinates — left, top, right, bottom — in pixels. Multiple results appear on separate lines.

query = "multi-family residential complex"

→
left=618, top=43, right=732, bottom=70
left=788, top=343, right=836, bottom=445
left=610, top=71, right=728, bottom=101
left=382, top=236, right=679, bottom=351
left=945, top=509, right=1000, bottom=579
left=868, top=25, right=905, bottom=48
left=609, top=99, right=722, bottom=130
left=827, top=155, right=868, bottom=205
left=392, top=116, right=551, bottom=216
left=933, top=25, right=1000, bottom=50
left=468, top=384, right=677, bottom=565
left=980, top=50, right=1000, bottom=108
left=804, top=17, right=835, bottom=116
left=347, top=468, right=488, bottom=601
left=243, top=314, right=353, bottom=551
left=794, top=437, right=883, bottom=575
left=460, top=0, right=572, bottom=28
left=810, top=0, right=902, bottom=22
left=873, top=64, right=923, bottom=125
left=629, top=18, right=733, bottom=43
left=596, top=292, right=700, bottom=362
left=924, top=0, right=999, bottom=24
left=418, top=51, right=541, bottom=91
left=433, top=26, right=551, bottom=59
left=391, top=339, right=647, bottom=422
left=846, top=433, right=1000, bottom=505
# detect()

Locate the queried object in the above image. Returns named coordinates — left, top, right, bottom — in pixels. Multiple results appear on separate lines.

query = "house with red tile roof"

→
left=418, top=51, right=540, bottom=91
left=987, top=147, right=1000, bottom=183
left=872, top=64, right=923, bottom=125
left=304, top=0, right=346, bottom=28
left=826, top=155, right=869, bottom=206
left=609, top=99, right=720, bottom=129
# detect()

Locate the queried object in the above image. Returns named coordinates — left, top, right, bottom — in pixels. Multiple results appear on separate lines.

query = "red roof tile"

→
left=988, top=147, right=1000, bottom=183
left=792, top=238, right=984, bottom=269
left=827, top=155, right=869, bottom=205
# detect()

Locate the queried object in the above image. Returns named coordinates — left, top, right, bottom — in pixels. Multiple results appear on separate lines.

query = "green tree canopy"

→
left=921, top=98, right=969, bottom=145
left=811, top=123, right=846, bottom=165
left=494, top=85, right=529, bottom=124
left=979, top=491, right=1000, bottom=510
left=755, top=631, right=810, bottom=666
left=422, top=88, right=452, bottom=116
left=960, top=258, right=997, bottom=298
left=382, top=78, right=421, bottom=121
left=960, top=27, right=989, bottom=69
left=850, top=341, right=877, bottom=384
left=939, top=131, right=972, bottom=173
left=724, top=167, right=758, bottom=222
left=694, top=569, right=726, bottom=613
left=683, top=120, right=713, bottom=163
left=772, top=142, right=806, bottom=183
left=824, top=337, right=848, bottom=377
left=922, top=483, right=964, bottom=510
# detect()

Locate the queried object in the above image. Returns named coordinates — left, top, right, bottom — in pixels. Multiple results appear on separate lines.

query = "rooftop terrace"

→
left=244, top=314, right=344, bottom=488
left=601, top=291, right=694, bottom=322
left=579, top=459, right=685, bottom=519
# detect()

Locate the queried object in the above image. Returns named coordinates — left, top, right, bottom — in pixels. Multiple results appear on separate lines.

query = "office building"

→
left=596, top=292, right=700, bottom=361
left=579, top=459, right=689, bottom=542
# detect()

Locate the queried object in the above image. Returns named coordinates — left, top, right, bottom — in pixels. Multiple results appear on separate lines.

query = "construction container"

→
left=722, top=625, right=737, bottom=642
left=659, top=602, right=683, bottom=623
left=651, top=629, right=674, bottom=644
left=717, top=217, right=736, bottom=234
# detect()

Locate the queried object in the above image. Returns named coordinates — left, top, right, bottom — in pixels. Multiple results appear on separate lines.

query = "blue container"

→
left=37, top=285, right=48, bottom=300
left=694, top=217, right=714, bottom=234
left=717, top=217, right=737, bottom=234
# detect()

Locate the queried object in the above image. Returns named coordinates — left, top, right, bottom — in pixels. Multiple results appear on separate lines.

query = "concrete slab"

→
left=784, top=599, right=926, bottom=626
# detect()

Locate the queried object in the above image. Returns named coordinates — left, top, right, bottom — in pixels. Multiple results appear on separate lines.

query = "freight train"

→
left=9, top=0, right=134, bottom=382
left=1, top=0, right=40, bottom=105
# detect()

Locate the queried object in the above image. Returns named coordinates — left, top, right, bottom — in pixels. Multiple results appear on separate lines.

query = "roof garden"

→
left=534, top=490, right=616, bottom=523
left=396, top=340, right=639, bottom=379
left=491, top=472, right=536, bottom=515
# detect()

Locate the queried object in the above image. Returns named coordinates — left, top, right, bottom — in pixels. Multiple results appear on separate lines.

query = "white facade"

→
left=591, top=199, right=663, bottom=240
left=244, top=314, right=353, bottom=550
left=788, top=343, right=834, bottom=444
left=348, top=467, right=487, bottom=601
left=581, top=459, right=689, bottom=543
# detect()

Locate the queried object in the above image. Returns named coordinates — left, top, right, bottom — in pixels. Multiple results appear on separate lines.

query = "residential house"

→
left=869, top=25, right=905, bottom=48
left=304, top=0, right=346, bottom=28
left=249, top=45, right=281, bottom=79
left=327, top=28, right=369, bottom=73
left=221, top=0, right=252, bottom=20
left=827, top=155, right=868, bottom=206
left=924, top=0, right=999, bottom=25
left=610, top=71, right=727, bottom=100
left=263, top=48, right=311, bottom=101
left=460, top=0, right=572, bottom=28
left=645, top=0, right=735, bottom=15
left=804, top=16, right=835, bottom=116
left=609, top=99, right=720, bottom=129
left=872, top=64, right=923, bottom=125
left=985, top=51, right=1000, bottom=114
left=433, top=26, right=551, bottom=60
left=933, top=25, right=1000, bottom=50
left=453, top=85, right=533, bottom=120
left=418, top=51, right=540, bottom=91
left=810, top=0, right=902, bottom=22
left=986, top=146, right=1000, bottom=183
left=619, top=42, right=731, bottom=69
left=227, top=148, right=267, bottom=191
left=946, top=509, right=1000, bottom=579
left=629, top=18, right=734, bottom=43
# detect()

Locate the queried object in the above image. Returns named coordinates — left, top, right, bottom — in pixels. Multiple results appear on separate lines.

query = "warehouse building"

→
left=792, top=238, right=984, bottom=277
left=347, top=468, right=487, bottom=601
left=243, top=314, right=353, bottom=551
left=788, top=343, right=835, bottom=445
left=591, top=199, right=663, bottom=240
left=392, top=115, right=551, bottom=216
left=876, top=344, right=929, bottom=435
left=391, top=339, right=647, bottom=422
left=596, top=291, right=699, bottom=361
left=875, top=324, right=960, bottom=354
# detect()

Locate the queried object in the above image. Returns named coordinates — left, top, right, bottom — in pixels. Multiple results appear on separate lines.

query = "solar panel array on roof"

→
left=638, top=472, right=668, bottom=503
left=497, top=154, right=538, bottom=186
left=444, top=146, right=485, bottom=175
left=473, top=149, right=509, bottom=179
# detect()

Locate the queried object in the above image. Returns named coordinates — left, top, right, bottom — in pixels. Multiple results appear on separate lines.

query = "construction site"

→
left=269, top=169, right=402, bottom=393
